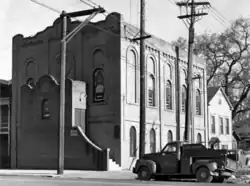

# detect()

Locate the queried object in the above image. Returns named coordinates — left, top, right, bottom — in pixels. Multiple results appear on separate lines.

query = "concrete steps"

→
left=108, top=159, right=122, bottom=171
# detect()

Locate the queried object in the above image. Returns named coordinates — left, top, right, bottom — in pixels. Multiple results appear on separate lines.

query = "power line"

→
left=79, top=0, right=148, bottom=40
left=80, top=0, right=139, bottom=38
left=30, top=0, right=133, bottom=41
left=177, top=0, right=210, bottom=144
left=206, top=6, right=229, bottom=28
left=208, top=8, right=228, bottom=28
left=210, top=5, right=229, bottom=23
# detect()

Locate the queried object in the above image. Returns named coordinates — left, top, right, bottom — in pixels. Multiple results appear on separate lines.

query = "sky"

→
left=0, top=0, right=250, bottom=80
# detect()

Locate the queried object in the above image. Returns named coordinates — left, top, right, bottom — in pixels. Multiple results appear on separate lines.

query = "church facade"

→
left=11, top=12, right=207, bottom=170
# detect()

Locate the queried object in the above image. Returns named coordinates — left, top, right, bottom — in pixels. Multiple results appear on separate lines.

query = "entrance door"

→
left=158, top=143, right=179, bottom=174
left=0, top=134, right=9, bottom=168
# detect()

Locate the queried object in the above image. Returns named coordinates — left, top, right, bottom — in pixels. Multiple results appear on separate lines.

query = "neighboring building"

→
left=207, top=87, right=234, bottom=150
left=11, top=12, right=207, bottom=170
left=0, top=79, right=11, bottom=168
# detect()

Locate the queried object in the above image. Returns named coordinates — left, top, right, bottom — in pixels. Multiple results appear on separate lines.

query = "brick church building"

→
left=11, top=12, right=207, bottom=170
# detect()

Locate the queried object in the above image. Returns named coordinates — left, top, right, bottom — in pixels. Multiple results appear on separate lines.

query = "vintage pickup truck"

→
left=133, top=141, right=238, bottom=183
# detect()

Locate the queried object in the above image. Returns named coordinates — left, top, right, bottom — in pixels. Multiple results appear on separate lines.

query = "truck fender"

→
left=192, top=160, right=218, bottom=174
left=134, top=159, right=157, bottom=174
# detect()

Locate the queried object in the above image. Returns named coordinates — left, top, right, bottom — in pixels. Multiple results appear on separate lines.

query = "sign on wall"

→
left=70, top=129, right=78, bottom=136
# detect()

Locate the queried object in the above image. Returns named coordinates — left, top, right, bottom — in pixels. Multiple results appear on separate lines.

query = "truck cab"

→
left=133, top=141, right=238, bottom=183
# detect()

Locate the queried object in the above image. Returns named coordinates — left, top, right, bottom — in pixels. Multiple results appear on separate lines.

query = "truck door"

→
left=158, top=143, right=178, bottom=174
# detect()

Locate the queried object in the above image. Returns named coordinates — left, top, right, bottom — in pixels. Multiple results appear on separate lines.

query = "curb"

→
left=0, top=170, right=136, bottom=180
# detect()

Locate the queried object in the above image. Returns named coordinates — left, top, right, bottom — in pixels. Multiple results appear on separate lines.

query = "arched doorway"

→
left=167, top=130, right=173, bottom=143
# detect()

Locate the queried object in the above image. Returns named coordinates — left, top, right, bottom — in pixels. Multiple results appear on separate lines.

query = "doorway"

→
left=0, top=134, right=9, bottom=168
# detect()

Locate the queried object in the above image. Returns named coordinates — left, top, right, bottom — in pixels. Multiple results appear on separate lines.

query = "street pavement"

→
left=0, top=169, right=250, bottom=185
left=0, top=176, right=248, bottom=186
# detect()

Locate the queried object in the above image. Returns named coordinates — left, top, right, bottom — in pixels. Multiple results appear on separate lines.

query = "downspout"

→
left=203, top=69, right=208, bottom=147
left=158, top=50, right=162, bottom=149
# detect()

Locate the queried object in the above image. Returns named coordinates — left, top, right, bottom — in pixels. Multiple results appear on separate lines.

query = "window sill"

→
left=164, top=108, right=174, bottom=112
left=195, top=114, right=203, bottom=118
left=126, top=102, right=139, bottom=106
left=91, top=101, right=109, bottom=106
left=147, top=105, right=158, bottom=109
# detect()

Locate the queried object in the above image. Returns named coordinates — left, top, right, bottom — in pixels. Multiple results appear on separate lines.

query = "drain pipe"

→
left=158, top=50, right=163, bottom=149
left=203, top=69, right=208, bottom=147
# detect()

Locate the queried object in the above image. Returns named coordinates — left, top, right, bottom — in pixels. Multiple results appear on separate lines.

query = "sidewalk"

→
left=0, top=169, right=136, bottom=180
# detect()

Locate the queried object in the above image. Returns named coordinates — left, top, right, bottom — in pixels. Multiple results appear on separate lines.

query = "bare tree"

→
left=172, top=17, right=250, bottom=121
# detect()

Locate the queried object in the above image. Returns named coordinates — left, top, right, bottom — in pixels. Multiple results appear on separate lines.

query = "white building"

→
left=207, top=87, right=234, bottom=149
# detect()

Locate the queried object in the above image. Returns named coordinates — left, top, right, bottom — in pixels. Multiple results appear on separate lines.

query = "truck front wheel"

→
left=196, top=167, right=213, bottom=183
left=137, top=166, right=151, bottom=181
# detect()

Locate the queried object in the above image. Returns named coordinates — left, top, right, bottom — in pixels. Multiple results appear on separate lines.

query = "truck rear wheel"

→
left=138, top=166, right=151, bottom=181
left=196, top=167, right=213, bottom=183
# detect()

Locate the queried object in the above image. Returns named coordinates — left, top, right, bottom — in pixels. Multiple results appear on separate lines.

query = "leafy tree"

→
left=172, top=17, right=250, bottom=121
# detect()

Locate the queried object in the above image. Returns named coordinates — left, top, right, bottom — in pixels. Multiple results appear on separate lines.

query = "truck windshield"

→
left=162, top=144, right=177, bottom=153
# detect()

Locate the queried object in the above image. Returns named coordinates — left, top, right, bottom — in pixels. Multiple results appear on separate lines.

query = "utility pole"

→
left=58, top=8, right=104, bottom=175
left=175, top=46, right=180, bottom=140
left=139, top=0, right=146, bottom=159
left=131, top=0, right=151, bottom=158
left=30, top=0, right=105, bottom=175
left=176, top=0, right=210, bottom=143
left=58, top=11, right=67, bottom=175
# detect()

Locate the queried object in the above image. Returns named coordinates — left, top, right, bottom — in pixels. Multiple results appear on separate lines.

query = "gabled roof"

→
left=207, top=86, right=233, bottom=110
left=207, top=86, right=220, bottom=103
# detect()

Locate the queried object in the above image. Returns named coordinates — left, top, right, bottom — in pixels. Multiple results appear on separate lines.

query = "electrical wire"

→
left=206, top=6, right=229, bottom=28
left=167, top=0, right=189, bottom=29
left=205, top=2, right=243, bottom=38
left=210, top=5, right=229, bottom=24
left=80, top=0, right=141, bottom=38
left=30, top=0, right=135, bottom=41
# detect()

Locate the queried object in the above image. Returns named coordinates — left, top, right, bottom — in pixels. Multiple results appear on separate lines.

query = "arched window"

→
left=42, top=99, right=50, bottom=119
left=166, top=81, right=172, bottom=109
left=150, top=128, right=156, bottom=153
left=181, top=85, right=187, bottom=112
left=148, top=75, right=155, bottom=106
left=194, top=74, right=202, bottom=89
left=25, top=60, right=36, bottom=79
left=197, top=133, right=202, bottom=144
left=167, top=130, right=173, bottom=143
left=148, top=57, right=156, bottom=74
left=165, top=63, right=172, bottom=80
left=197, top=74, right=202, bottom=89
left=93, top=68, right=105, bottom=102
left=181, top=69, right=186, bottom=85
left=196, top=89, right=201, bottom=115
left=148, top=57, right=156, bottom=106
left=130, top=126, right=137, bottom=157
left=127, top=49, right=137, bottom=103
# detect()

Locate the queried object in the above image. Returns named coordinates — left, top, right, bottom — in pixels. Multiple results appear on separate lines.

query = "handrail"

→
left=76, top=126, right=102, bottom=151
